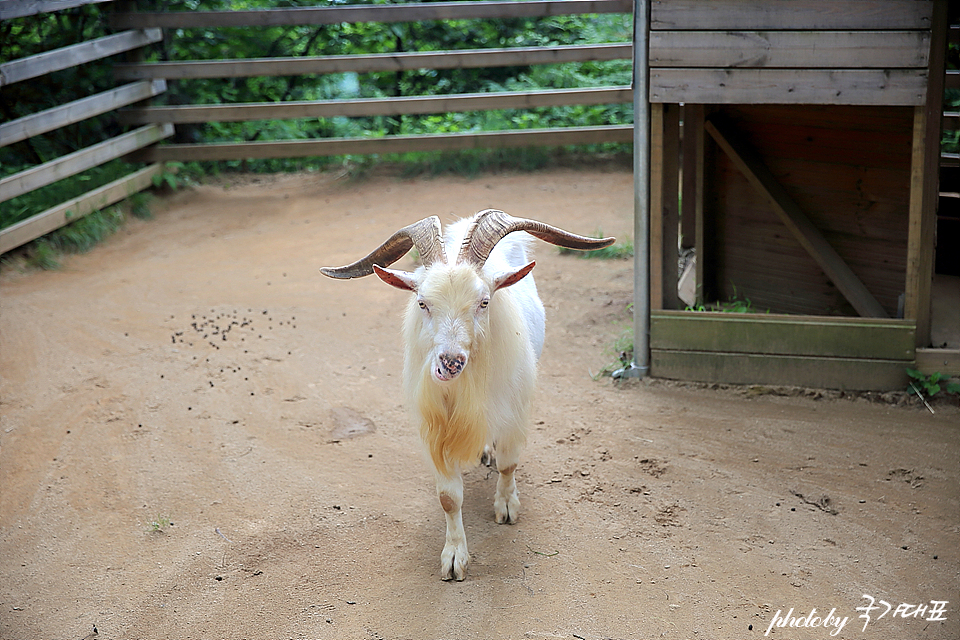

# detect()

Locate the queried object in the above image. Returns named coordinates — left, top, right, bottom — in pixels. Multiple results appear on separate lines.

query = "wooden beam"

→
left=1, top=80, right=166, bottom=147
left=0, top=124, right=173, bottom=203
left=705, top=116, right=889, bottom=318
left=109, top=0, right=632, bottom=29
left=132, top=125, right=633, bottom=163
left=650, top=310, right=915, bottom=359
left=651, top=349, right=910, bottom=391
left=651, top=0, right=933, bottom=31
left=0, top=0, right=113, bottom=20
left=650, top=31, right=930, bottom=69
left=905, top=0, right=948, bottom=347
left=914, top=348, right=960, bottom=376
left=650, top=69, right=927, bottom=106
left=119, top=87, right=631, bottom=125
left=0, top=164, right=164, bottom=255
left=649, top=104, right=665, bottom=310
left=660, top=104, right=680, bottom=309
left=113, top=44, right=632, bottom=81
left=680, top=104, right=703, bottom=253
left=0, top=29, right=162, bottom=87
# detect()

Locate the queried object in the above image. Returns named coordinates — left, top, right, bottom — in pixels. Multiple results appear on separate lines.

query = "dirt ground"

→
left=1, top=167, right=957, bottom=640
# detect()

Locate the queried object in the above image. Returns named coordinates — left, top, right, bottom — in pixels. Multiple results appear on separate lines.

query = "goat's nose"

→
left=437, top=352, right=466, bottom=379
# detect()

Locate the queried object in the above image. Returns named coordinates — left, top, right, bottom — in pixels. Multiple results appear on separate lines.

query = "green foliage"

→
left=592, top=327, right=635, bottom=380
left=906, top=368, right=960, bottom=398
left=686, top=285, right=769, bottom=314
left=148, top=515, right=174, bottom=533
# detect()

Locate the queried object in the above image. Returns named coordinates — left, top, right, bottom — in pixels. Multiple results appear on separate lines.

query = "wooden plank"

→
left=650, top=349, right=910, bottom=391
left=0, top=29, right=163, bottom=87
left=1, top=80, right=166, bottom=147
left=0, top=0, right=112, bottom=20
left=0, top=124, right=174, bottom=203
left=650, top=69, right=928, bottom=106
left=706, top=116, right=890, bottom=319
left=133, top=125, right=633, bottom=163
left=650, top=310, right=915, bottom=360
left=650, top=31, right=930, bottom=69
left=905, top=0, right=948, bottom=347
left=109, top=0, right=633, bottom=29
left=660, top=103, right=680, bottom=309
left=119, top=87, right=632, bottom=125
left=113, top=44, right=632, bottom=81
left=649, top=104, right=665, bottom=311
left=914, top=348, right=960, bottom=376
left=680, top=104, right=703, bottom=252
left=651, top=0, right=933, bottom=31
left=0, top=164, right=163, bottom=255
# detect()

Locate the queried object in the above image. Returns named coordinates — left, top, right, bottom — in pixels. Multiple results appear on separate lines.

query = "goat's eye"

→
left=479, top=298, right=489, bottom=309
left=418, top=300, right=428, bottom=311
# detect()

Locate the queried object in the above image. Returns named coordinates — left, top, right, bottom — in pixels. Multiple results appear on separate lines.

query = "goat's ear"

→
left=373, top=265, right=418, bottom=292
left=492, top=261, right=535, bottom=292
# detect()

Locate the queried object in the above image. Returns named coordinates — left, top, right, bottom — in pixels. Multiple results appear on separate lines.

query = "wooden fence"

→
left=111, top=0, right=634, bottom=164
left=0, top=0, right=633, bottom=253
left=0, top=1, right=170, bottom=254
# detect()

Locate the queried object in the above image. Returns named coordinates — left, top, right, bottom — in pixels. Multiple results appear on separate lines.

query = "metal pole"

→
left=615, top=0, right=650, bottom=379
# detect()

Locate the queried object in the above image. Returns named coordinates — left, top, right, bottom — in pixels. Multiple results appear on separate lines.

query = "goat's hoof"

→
left=480, top=445, right=495, bottom=467
left=494, top=494, right=520, bottom=524
left=440, top=543, right=469, bottom=581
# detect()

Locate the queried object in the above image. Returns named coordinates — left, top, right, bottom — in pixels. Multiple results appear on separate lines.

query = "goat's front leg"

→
left=436, top=473, right=469, bottom=581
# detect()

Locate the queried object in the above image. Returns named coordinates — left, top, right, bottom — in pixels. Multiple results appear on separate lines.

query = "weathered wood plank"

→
left=0, top=0, right=112, bottom=20
left=0, top=124, right=174, bottom=203
left=650, top=69, right=928, bottom=106
left=651, top=0, right=933, bottom=31
left=133, top=125, right=632, bottom=163
left=0, top=29, right=163, bottom=87
left=650, top=349, right=911, bottom=391
left=650, top=311, right=915, bottom=360
left=109, top=0, right=633, bottom=29
left=705, top=116, right=889, bottom=318
left=1, top=80, right=166, bottom=147
left=113, top=44, right=632, bottom=80
left=904, top=0, right=948, bottom=348
left=0, top=164, right=164, bottom=255
left=649, top=104, right=665, bottom=311
left=914, top=348, right=960, bottom=376
left=119, top=87, right=631, bottom=125
left=650, top=31, right=930, bottom=69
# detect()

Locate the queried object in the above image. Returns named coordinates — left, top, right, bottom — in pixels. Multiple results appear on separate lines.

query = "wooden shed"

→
left=630, top=0, right=955, bottom=390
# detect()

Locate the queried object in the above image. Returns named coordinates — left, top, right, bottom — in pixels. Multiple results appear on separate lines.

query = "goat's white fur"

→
left=378, top=215, right=543, bottom=581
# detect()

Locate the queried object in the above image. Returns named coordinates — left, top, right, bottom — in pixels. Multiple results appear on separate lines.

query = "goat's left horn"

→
left=321, top=216, right=447, bottom=279
left=457, top=209, right=615, bottom=267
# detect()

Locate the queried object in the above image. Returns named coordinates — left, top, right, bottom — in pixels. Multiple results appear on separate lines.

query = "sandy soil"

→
left=1, top=167, right=957, bottom=640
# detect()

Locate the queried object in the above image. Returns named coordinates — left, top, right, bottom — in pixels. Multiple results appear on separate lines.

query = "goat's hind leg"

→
left=436, top=473, right=469, bottom=581
left=493, top=444, right=521, bottom=524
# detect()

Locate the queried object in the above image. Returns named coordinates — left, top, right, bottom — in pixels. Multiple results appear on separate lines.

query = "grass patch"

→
left=558, top=234, right=633, bottom=260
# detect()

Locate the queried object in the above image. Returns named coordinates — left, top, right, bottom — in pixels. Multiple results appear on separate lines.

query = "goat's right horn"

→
left=458, top=209, right=616, bottom=267
left=320, top=216, right=447, bottom=279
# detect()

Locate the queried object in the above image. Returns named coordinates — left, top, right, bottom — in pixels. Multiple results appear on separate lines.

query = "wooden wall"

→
left=702, top=105, right=914, bottom=317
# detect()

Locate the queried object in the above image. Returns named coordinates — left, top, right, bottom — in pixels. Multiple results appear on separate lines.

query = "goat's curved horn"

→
left=457, top=209, right=616, bottom=267
left=320, top=216, right=447, bottom=279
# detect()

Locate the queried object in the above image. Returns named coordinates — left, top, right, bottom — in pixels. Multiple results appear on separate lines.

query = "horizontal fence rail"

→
left=108, top=0, right=632, bottom=29
left=119, top=87, right=632, bottom=125
left=0, top=28, right=162, bottom=86
left=114, top=44, right=632, bottom=81
left=134, top=125, right=633, bottom=163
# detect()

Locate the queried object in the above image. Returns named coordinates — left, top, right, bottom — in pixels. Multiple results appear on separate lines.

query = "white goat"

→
left=321, top=209, right=613, bottom=580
